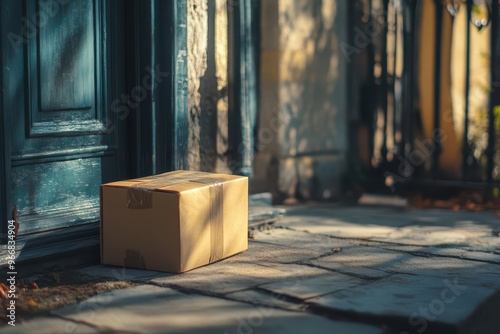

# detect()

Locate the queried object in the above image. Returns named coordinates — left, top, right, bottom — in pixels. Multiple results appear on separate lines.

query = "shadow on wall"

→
left=256, top=0, right=348, bottom=202
left=188, top=0, right=230, bottom=174
left=279, top=0, right=341, bottom=153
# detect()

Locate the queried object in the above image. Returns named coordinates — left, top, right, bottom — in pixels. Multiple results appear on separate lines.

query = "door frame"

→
left=0, top=0, right=16, bottom=242
left=125, top=0, right=189, bottom=177
left=228, top=0, right=259, bottom=176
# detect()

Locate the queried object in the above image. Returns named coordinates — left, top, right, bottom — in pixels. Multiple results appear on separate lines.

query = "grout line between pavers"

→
left=143, top=279, right=314, bottom=316
left=225, top=263, right=396, bottom=330
left=144, top=279, right=252, bottom=300
left=249, top=235, right=365, bottom=253
left=297, top=262, right=389, bottom=282
left=140, top=269, right=379, bottom=321
left=279, top=226, right=397, bottom=244
left=50, top=313, right=142, bottom=334
left=254, top=281, right=376, bottom=305
left=306, top=300, right=456, bottom=334
left=361, top=243, right=500, bottom=266
left=251, top=285, right=311, bottom=305
left=278, top=226, right=500, bottom=264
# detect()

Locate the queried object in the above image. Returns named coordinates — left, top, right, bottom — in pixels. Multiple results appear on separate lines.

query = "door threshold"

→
left=0, top=223, right=100, bottom=269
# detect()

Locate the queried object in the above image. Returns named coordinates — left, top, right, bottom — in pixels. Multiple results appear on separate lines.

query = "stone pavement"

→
left=2, top=202, right=500, bottom=334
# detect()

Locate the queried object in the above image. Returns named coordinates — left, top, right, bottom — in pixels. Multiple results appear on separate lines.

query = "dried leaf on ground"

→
left=410, top=190, right=500, bottom=212
left=27, top=299, right=37, bottom=308
left=0, top=284, right=8, bottom=300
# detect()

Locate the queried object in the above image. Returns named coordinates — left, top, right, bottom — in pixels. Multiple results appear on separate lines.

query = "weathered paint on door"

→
left=6, top=0, right=128, bottom=235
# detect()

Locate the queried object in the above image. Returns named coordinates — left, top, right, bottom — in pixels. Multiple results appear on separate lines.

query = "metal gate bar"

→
left=488, top=0, right=499, bottom=184
left=433, top=0, right=443, bottom=179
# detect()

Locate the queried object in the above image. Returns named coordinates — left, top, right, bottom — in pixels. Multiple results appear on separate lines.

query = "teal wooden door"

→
left=6, top=0, right=129, bottom=235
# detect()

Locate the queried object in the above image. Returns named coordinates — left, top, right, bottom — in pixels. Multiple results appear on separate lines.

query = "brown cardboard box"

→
left=100, top=170, right=248, bottom=273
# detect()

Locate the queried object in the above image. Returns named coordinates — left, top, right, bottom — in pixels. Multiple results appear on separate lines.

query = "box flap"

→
left=102, top=170, right=246, bottom=210
left=102, top=170, right=245, bottom=194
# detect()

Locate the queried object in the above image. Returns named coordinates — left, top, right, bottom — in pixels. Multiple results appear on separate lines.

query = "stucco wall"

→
left=253, top=0, right=349, bottom=201
left=187, top=0, right=230, bottom=173
left=187, top=0, right=207, bottom=171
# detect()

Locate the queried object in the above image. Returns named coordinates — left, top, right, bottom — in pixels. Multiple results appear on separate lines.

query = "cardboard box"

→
left=100, top=170, right=248, bottom=273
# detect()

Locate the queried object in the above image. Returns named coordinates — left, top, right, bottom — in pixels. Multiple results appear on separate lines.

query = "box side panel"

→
left=179, top=177, right=248, bottom=272
left=179, top=186, right=212, bottom=272
left=101, top=186, right=181, bottom=272
left=223, top=177, right=248, bottom=257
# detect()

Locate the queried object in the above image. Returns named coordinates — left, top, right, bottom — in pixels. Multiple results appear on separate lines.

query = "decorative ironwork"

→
left=445, top=0, right=461, bottom=16
left=470, top=1, right=491, bottom=30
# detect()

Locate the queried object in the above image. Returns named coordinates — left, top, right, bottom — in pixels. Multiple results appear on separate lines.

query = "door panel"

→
left=12, top=158, right=102, bottom=234
left=38, top=1, right=94, bottom=111
left=27, top=0, right=104, bottom=137
left=11, top=0, right=127, bottom=235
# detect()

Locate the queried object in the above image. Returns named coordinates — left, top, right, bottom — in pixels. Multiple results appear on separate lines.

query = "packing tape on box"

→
left=127, top=171, right=200, bottom=209
left=127, top=171, right=224, bottom=263
left=190, top=177, right=224, bottom=263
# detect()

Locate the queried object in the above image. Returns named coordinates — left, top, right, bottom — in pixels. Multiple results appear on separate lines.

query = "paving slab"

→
left=225, top=289, right=305, bottom=311
left=308, top=273, right=500, bottom=333
left=78, top=265, right=164, bottom=281
left=258, top=271, right=368, bottom=300
left=150, top=262, right=333, bottom=294
left=313, top=264, right=390, bottom=280
left=251, top=228, right=357, bottom=252
left=280, top=205, right=415, bottom=239
left=367, top=243, right=500, bottom=265
left=311, top=245, right=500, bottom=281
left=281, top=205, right=411, bottom=224
left=280, top=205, right=500, bottom=247
left=464, top=235, right=500, bottom=253
left=310, top=247, right=401, bottom=279
left=372, top=223, right=494, bottom=247
left=53, top=285, right=386, bottom=334
left=78, top=241, right=322, bottom=285
left=401, top=209, right=500, bottom=230
left=222, top=240, right=323, bottom=264
left=0, top=317, right=99, bottom=334
left=282, top=215, right=399, bottom=239
left=380, top=253, right=500, bottom=280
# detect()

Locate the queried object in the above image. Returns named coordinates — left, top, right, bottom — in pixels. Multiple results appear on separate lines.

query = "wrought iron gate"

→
left=354, top=0, right=500, bottom=194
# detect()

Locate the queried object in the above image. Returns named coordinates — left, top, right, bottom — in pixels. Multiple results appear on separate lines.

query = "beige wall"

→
left=187, top=0, right=350, bottom=200
left=253, top=0, right=349, bottom=201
